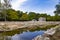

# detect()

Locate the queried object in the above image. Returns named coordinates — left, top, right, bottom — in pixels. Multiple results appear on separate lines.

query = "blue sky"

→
left=11, top=0, right=59, bottom=15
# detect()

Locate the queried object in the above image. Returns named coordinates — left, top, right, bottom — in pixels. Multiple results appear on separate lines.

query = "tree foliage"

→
left=54, top=2, right=60, bottom=15
left=28, top=12, right=37, bottom=20
left=0, top=9, right=60, bottom=21
left=20, top=13, right=29, bottom=21
left=0, top=0, right=60, bottom=21
left=6, top=9, right=19, bottom=21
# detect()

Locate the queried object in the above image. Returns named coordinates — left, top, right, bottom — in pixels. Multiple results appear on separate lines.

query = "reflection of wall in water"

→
left=0, top=36, right=11, bottom=40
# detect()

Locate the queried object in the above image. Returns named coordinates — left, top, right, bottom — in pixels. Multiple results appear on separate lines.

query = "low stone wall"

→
left=0, top=21, right=60, bottom=31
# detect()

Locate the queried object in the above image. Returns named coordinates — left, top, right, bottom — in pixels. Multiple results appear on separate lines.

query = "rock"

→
left=49, top=28, right=60, bottom=40
left=32, top=25, right=60, bottom=40
left=32, top=35, right=50, bottom=40
left=32, top=35, right=43, bottom=40
left=44, top=28, right=56, bottom=35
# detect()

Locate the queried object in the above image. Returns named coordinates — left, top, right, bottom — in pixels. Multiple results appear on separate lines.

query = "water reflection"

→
left=11, top=31, right=44, bottom=40
left=0, top=31, right=44, bottom=40
left=0, top=36, right=11, bottom=40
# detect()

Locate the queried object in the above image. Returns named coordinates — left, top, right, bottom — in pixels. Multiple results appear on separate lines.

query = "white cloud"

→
left=49, top=0, right=59, bottom=3
left=1, top=0, right=4, bottom=3
left=11, top=0, right=27, bottom=10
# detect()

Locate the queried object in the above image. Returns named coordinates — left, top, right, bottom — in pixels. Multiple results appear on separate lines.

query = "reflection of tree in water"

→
left=0, top=36, right=11, bottom=40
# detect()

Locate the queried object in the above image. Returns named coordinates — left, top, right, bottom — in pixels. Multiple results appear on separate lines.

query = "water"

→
left=0, top=30, right=45, bottom=40
left=11, top=31, right=44, bottom=40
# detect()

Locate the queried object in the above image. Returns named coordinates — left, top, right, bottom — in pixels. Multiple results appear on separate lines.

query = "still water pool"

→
left=0, top=30, right=45, bottom=40
left=11, top=31, right=44, bottom=40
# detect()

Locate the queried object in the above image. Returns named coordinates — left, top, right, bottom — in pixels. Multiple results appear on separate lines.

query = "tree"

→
left=20, top=13, right=29, bottom=21
left=28, top=12, right=37, bottom=20
left=39, top=13, right=47, bottom=17
left=0, top=12, right=5, bottom=21
left=4, top=0, right=11, bottom=8
left=54, top=1, right=60, bottom=15
left=0, top=0, right=1, bottom=7
left=36, top=13, right=41, bottom=20
left=17, top=10, right=24, bottom=18
left=6, top=9, right=19, bottom=21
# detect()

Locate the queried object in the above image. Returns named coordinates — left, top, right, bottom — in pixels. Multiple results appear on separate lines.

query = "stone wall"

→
left=0, top=21, right=60, bottom=31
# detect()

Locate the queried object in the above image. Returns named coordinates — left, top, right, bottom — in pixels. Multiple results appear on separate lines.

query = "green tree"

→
left=54, top=1, right=60, bottom=15
left=6, top=9, right=19, bottom=21
left=17, top=10, right=23, bottom=17
left=54, top=14, right=60, bottom=21
left=0, top=12, right=5, bottom=21
left=28, top=12, right=37, bottom=20
left=39, top=13, right=47, bottom=17
left=35, top=13, right=41, bottom=20
left=20, top=13, right=29, bottom=21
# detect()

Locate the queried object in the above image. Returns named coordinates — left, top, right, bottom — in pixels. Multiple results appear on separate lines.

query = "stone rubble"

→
left=0, top=21, right=60, bottom=31
left=32, top=25, right=60, bottom=40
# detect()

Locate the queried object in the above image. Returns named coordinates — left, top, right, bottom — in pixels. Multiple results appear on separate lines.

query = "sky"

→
left=2, top=0, right=59, bottom=16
